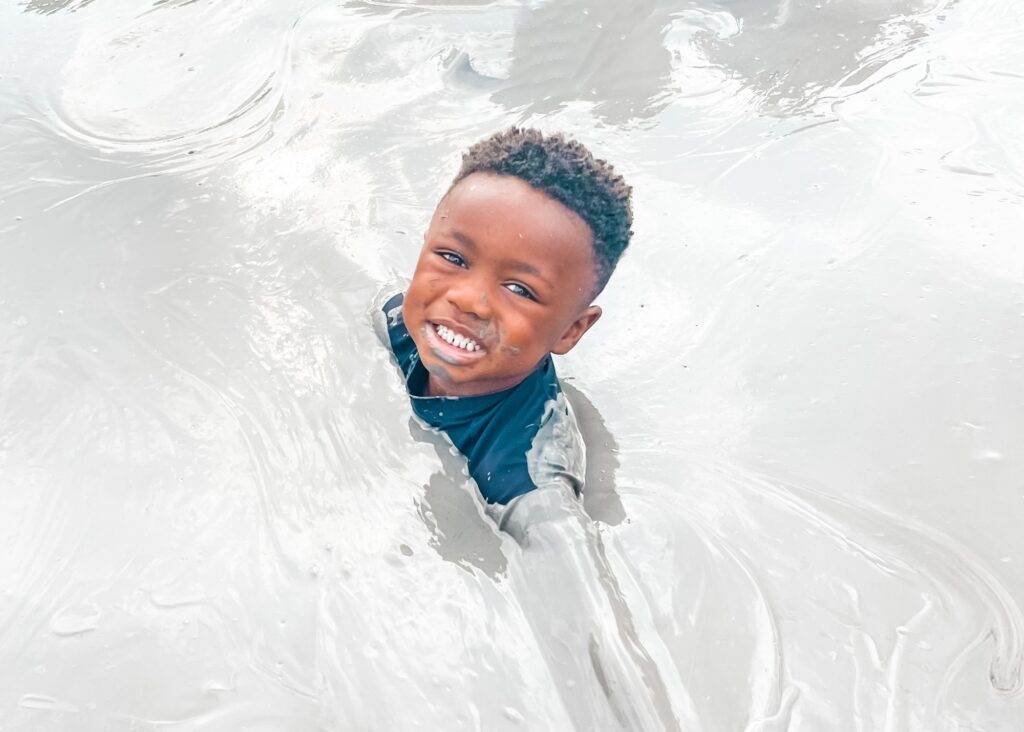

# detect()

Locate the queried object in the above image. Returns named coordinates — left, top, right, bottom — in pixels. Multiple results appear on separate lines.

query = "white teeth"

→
left=434, top=324, right=480, bottom=352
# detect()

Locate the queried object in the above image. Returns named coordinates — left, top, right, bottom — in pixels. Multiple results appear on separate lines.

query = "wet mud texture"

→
left=2, top=0, right=1023, bottom=729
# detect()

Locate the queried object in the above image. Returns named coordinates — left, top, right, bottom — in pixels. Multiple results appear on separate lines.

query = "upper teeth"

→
left=435, top=324, right=480, bottom=352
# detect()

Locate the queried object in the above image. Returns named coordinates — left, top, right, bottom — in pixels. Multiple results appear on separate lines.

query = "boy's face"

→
left=403, top=172, right=602, bottom=397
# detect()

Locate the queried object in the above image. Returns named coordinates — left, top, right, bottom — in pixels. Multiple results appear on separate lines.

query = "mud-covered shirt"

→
left=380, top=292, right=583, bottom=507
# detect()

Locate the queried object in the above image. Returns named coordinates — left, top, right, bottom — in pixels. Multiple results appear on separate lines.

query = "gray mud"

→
left=1, top=0, right=1023, bottom=729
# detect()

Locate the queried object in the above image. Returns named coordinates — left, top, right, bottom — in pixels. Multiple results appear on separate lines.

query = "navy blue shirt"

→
left=383, top=293, right=560, bottom=505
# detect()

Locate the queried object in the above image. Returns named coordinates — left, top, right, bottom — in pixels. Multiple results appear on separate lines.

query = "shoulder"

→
left=370, top=280, right=426, bottom=391
left=369, top=280, right=408, bottom=347
left=526, top=389, right=586, bottom=497
left=483, top=385, right=586, bottom=536
left=449, top=360, right=575, bottom=506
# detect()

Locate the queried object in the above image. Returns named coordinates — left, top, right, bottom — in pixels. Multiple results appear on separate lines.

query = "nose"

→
left=446, top=275, right=492, bottom=320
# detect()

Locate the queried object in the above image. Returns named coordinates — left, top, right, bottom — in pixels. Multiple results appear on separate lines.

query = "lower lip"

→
left=424, top=323, right=486, bottom=365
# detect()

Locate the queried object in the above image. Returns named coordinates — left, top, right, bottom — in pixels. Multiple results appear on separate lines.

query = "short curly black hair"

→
left=450, top=127, right=633, bottom=297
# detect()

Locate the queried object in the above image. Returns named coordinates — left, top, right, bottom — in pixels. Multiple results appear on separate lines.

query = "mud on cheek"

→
left=425, top=362, right=453, bottom=382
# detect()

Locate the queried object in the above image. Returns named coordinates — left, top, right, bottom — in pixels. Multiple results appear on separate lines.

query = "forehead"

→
left=433, top=173, right=596, bottom=283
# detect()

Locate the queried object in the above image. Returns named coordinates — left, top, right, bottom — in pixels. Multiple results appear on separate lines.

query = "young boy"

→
left=377, top=127, right=632, bottom=538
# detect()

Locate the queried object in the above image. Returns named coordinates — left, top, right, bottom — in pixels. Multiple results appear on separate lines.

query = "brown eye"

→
left=504, top=282, right=536, bottom=301
left=438, top=251, right=467, bottom=268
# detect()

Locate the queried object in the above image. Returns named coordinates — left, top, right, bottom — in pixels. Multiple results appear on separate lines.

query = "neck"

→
left=426, top=370, right=533, bottom=398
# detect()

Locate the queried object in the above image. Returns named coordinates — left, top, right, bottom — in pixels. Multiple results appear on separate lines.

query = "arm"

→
left=486, top=397, right=676, bottom=731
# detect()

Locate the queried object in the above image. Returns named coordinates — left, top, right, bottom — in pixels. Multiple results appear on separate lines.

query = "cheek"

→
left=406, top=274, right=435, bottom=308
left=411, top=266, right=448, bottom=298
left=497, top=312, right=551, bottom=353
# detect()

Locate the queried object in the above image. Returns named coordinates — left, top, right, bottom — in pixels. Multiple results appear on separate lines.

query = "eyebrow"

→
left=506, top=260, right=542, bottom=278
left=450, top=230, right=477, bottom=249
left=449, top=228, right=546, bottom=282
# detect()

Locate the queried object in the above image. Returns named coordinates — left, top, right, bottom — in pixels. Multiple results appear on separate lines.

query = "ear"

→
left=551, top=305, right=602, bottom=356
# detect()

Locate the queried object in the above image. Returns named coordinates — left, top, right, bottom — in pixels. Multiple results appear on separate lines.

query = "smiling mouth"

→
left=434, top=323, right=481, bottom=351
left=424, top=322, right=487, bottom=363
